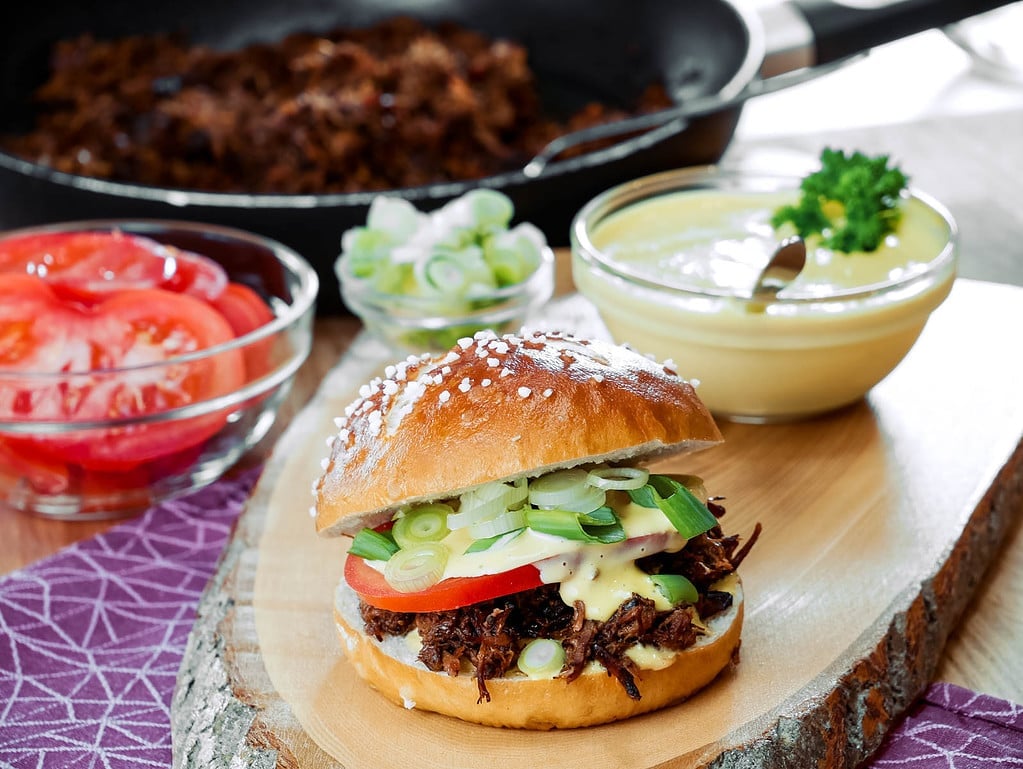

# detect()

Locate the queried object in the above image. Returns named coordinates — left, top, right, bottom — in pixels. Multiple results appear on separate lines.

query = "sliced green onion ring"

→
left=484, top=246, right=530, bottom=286
left=464, top=188, right=514, bottom=229
left=472, top=477, right=527, bottom=505
left=417, top=252, right=471, bottom=297
left=383, top=543, right=449, bottom=593
left=650, top=574, right=700, bottom=606
left=415, top=246, right=496, bottom=299
left=516, top=638, right=566, bottom=678
left=469, top=477, right=527, bottom=508
left=528, top=469, right=606, bottom=513
left=469, top=508, right=527, bottom=540
left=348, top=528, right=400, bottom=561
left=392, top=504, right=452, bottom=549
left=448, top=505, right=498, bottom=531
left=505, top=477, right=529, bottom=506
left=449, top=479, right=527, bottom=529
left=587, top=466, right=650, bottom=491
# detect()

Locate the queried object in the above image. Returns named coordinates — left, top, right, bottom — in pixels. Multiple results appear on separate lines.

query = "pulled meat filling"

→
left=359, top=516, right=762, bottom=703
left=2, top=17, right=673, bottom=194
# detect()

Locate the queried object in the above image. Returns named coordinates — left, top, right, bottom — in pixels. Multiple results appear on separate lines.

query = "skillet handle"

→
left=789, top=0, right=1013, bottom=64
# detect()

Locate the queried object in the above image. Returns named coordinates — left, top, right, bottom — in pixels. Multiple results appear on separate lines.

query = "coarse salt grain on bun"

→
left=315, top=329, right=722, bottom=537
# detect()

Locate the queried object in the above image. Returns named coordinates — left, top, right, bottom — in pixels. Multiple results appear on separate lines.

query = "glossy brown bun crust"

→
left=316, top=330, right=723, bottom=537
left=333, top=573, right=744, bottom=729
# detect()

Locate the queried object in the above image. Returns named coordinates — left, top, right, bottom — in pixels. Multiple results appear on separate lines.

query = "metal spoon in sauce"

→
left=749, top=236, right=807, bottom=303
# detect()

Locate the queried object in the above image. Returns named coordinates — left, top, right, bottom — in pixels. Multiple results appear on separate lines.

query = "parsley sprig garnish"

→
left=771, top=148, right=909, bottom=253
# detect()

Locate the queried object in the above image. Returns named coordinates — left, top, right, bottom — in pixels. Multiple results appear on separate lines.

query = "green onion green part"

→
left=650, top=574, right=700, bottom=606
left=525, top=507, right=625, bottom=544
left=627, top=474, right=718, bottom=538
left=576, top=505, right=618, bottom=527
left=528, top=468, right=606, bottom=513
left=348, top=528, right=400, bottom=561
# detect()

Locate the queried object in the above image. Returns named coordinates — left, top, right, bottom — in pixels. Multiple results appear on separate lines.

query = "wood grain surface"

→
left=171, top=278, right=1023, bottom=769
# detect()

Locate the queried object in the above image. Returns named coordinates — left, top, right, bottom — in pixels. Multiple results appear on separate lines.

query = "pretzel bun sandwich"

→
left=314, top=329, right=758, bottom=729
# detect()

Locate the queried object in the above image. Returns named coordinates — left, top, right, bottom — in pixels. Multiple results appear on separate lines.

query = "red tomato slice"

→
left=161, top=246, right=229, bottom=301
left=0, top=436, right=70, bottom=496
left=211, top=282, right=275, bottom=378
left=344, top=552, right=544, bottom=613
left=0, top=230, right=228, bottom=302
left=212, top=282, right=274, bottom=338
left=78, top=288, right=242, bottom=415
left=0, top=231, right=173, bottom=302
left=0, top=272, right=55, bottom=302
left=0, top=278, right=245, bottom=470
left=0, top=275, right=72, bottom=371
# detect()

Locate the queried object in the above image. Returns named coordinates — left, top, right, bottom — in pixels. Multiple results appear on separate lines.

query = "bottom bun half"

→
left=333, top=577, right=744, bottom=730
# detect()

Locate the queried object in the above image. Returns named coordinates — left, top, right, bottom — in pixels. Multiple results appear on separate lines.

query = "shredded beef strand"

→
left=360, top=602, right=414, bottom=641
left=593, top=647, right=642, bottom=700
left=640, top=525, right=761, bottom=592
left=602, top=595, right=658, bottom=645
left=471, top=606, right=517, bottom=704
left=513, top=583, right=575, bottom=637
left=729, top=521, right=763, bottom=570
left=694, top=590, right=733, bottom=621
left=590, top=595, right=659, bottom=700
left=649, top=604, right=699, bottom=651
left=415, top=609, right=473, bottom=676
left=558, top=600, right=598, bottom=684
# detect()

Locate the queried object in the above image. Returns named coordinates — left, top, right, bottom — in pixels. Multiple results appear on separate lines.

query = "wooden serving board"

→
left=172, top=278, right=1023, bottom=769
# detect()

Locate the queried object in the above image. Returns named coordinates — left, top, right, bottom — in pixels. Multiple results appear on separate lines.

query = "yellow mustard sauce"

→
left=591, top=190, right=950, bottom=296
left=573, top=186, right=955, bottom=419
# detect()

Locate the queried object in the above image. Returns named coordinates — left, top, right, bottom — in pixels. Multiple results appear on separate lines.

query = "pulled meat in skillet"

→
left=1, top=17, right=672, bottom=194
left=360, top=509, right=762, bottom=704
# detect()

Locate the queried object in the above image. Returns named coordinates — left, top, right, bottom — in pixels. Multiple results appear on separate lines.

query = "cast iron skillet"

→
left=0, top=0, right=1010, bottom=314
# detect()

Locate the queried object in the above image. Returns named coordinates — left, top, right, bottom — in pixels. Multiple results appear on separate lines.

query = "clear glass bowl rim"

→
left=570, top=164, right=959, bottom=303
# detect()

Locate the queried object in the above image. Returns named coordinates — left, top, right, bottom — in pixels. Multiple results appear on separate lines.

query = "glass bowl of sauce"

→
left=571, top=166, right=958, bottom=422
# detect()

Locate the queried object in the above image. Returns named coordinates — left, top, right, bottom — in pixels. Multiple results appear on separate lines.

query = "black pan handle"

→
left=789, top=0, right=1014, bottom=64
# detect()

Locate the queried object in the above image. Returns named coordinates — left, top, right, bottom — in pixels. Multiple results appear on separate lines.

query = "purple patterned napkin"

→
left=2, top=465, right=1021, bottom=768
left=0, top=467, right=259, bottom=769
left=872, top=682, right=1023, bottom=767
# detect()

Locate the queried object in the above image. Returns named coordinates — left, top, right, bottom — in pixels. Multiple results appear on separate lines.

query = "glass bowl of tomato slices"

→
left=0, top=219, right=318, bottom=519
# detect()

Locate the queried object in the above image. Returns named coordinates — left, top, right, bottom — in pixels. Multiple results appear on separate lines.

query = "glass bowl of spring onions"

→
left=335, top=189, right=555, bottom=353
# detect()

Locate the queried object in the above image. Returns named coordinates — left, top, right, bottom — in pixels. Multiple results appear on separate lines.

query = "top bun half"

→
left=315, top=330, right=722, bottom=537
